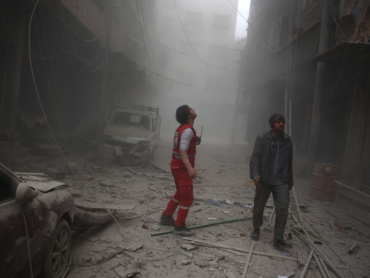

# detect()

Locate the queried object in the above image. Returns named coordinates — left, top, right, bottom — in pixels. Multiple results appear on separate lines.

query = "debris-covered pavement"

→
left=32, top=140, right=370, bottom=278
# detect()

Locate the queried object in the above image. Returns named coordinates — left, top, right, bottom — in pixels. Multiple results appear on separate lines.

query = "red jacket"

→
left=171, top=124, right=197, bottom=168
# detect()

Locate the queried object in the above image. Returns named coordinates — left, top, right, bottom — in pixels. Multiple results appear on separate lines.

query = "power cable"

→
left=172, top=0, right=202, bottom=60
left=28, top=0, right=128, bottom=248
left=135, top=62, right=208, bottom=90
left=148, top=0, right=238, bottom=72
left=44, top=0, right=103, bottom=43
left=226, top=0, right=275, bottom=50
left=35, top=9, right=73, bottom=153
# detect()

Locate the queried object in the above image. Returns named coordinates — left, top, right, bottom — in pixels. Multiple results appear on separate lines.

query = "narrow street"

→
left=44, top=140, right=370, bottom=278
left=1, top=0, right=370, bottom=277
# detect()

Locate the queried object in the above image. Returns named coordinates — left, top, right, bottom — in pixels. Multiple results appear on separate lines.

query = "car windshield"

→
left=111, top=112, right=150, bottom=130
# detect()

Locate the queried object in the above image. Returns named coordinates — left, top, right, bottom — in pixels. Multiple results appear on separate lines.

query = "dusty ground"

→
left=53, top=140, right=370, bottom=278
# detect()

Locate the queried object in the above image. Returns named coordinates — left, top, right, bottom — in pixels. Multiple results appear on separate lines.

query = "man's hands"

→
left=254, top=177, right=261, bottom=187
left=289, top=184, right=293, bottom=191
left=188, top=167, right=197, bottom=179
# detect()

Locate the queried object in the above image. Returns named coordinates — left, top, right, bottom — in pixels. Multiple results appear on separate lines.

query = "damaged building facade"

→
left=237, top=0, right=370, bottom=200
left=0, top=0, right=158, bottom=169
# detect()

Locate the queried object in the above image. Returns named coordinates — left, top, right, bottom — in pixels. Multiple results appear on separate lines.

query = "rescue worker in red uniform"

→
left=159, top=105, right=199, bottom=236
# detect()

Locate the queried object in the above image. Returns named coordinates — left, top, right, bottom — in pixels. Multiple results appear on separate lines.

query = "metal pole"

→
left=150, top=217, right=253, bottom=236
left=335, top=180, right=370, bottom=199
left=242, top=242, right=255, bottom=278
left=314, top=253, right=328, bottom=278
left=319, top=256, right=332, bottom=278
left=300, top=250, right=314, bottom=278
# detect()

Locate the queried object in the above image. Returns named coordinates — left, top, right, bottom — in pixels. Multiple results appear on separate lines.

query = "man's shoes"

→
left=159, top=213, right=175, bottom=226
left=273, top=239, right=292, bottom=248
left=250, top=228, right=260, bottom=241
left=173, top=225, right=194, bottom=237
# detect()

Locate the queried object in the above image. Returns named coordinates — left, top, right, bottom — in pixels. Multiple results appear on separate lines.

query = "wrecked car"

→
left=0, top=163, right=74, bottom=278
left=0, top=163, right=112, bottom=278
left=103, top=104, right=161, bottom=166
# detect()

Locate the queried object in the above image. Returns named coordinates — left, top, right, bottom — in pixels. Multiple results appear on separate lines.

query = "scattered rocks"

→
left=182, top=259, right=191, bottom=265
left=126, top=242, right=143, bottom=252
left=194, top=260, right=209, bottom=268
left=142, top=224, right=149, bottom=229
left=180, top=243, right=198, bottom=251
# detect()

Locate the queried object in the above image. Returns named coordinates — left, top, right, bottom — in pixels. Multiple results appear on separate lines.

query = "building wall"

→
left=141, top=0, right=239, bottom=105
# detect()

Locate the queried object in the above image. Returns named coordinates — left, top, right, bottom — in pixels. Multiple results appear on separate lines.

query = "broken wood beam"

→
left=334, top=180, right=370, bottom=199
left=292, top=190, right=347, bottom=278
left=319, top=256, right=332, bottom=278
left=150, top=217, right=253, bottom=236
left=299, top=250, right=314, bottom=278
left=314, top=253, right=328, bottom=278
left=348, top=243, right=358, bottom=254
left=182, top=239, right=297, bottom=262
left=298, top=249, right=304, bottom=266
left=242, top=242, right=255, bottom=278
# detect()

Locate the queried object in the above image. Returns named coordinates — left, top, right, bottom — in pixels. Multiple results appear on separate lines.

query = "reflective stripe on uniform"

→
left=172, top=198, right=180, bottom=203
left=173, top=151, right=180, bottom=155
left=172, top=154, right=195, bottom=158
left=179, top=206, right=190, bottom=210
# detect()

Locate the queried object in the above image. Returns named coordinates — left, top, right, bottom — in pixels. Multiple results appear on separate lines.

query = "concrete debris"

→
left=180, top=243, right=198, bottom=251
left=99, top=181, right=115, bottom=188
left=226, top=271, right=237, bottom=278
left=125, top=242, right=144, bottom=252
left=181, top=251, right=193, bottom=258
left=332, top=220, right=353, bottom=231
left=65, top=162, right=79, bottom=173
left=194, top=260, right=209, bottom=267
left=182, top=259, right=191, bottom=265
left=114, top=259, right=142, bottom=277
left=348, top=243, right=358, bottom=254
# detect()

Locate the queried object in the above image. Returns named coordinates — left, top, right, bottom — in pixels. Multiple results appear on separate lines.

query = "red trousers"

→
left=163, top=166, right=194, bottom=227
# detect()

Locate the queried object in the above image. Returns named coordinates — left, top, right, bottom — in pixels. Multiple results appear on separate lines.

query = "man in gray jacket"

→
left=250, top=113, right=294, bottom=247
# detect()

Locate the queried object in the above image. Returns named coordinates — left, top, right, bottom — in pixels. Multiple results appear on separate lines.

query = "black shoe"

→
left=250, top=228, right=260, bottom=241
left=159, top=213, right=175, bottom=226
left=173, top=225, right=194, bottom=237
left=273, top=239, right=293, bottom=248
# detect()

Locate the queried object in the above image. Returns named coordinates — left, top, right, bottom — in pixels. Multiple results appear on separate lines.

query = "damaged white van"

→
left=103, top=105, right=161, bottom=166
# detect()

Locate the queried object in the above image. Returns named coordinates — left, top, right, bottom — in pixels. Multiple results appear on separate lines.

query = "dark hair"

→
left=269, top=113, right=285, bottom=127
left=176, top=105, right=190, bottom=125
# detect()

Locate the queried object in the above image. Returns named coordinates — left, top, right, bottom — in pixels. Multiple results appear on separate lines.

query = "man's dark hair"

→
left=269, top=113, right=285, bottom=127
left=176, top=105, right=190, bottom=125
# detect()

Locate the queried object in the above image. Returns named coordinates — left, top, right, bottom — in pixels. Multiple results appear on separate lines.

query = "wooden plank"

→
left=75, top=200, right=136, bottom=210
left=335, top=180, right=370, bottom=199
left=314, top=253, right=328, bottom=278
left=300, top=250, right=314, bottom=278
left=182, top=239, right=298, bottom=262
left=242, top=242, right=255, bottom=278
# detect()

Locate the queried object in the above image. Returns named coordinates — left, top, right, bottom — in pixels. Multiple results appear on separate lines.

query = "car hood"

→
left=108, top=135, right=148, bottom=145
left=16, top=174, right=69, bottom=193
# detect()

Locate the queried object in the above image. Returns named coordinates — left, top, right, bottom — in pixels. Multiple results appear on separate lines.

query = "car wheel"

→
left=41, top=219, right=71, bottom=278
